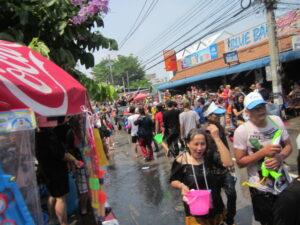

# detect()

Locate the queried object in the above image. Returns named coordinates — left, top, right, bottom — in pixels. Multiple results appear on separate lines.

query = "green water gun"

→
left=261, top=130, right=283, bottom=180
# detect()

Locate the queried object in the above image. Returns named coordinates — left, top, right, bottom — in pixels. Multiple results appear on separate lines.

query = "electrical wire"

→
left=140, top=0, right=239, bottom=66
left=141, top=1, right=256, bottom=69
left=276, top=1, right=300, bottom=6
left=137, top=0, right=212, bottom=58
left=144, top=5, right=262, bottom=71
left=139, top=0, right=234, bottom=60
left=119, top=0, right=149, bottom=48
left=276, top=7, right=300, bottom=10
left=140, top=0, right=238, bottom=65
left=138, top=2, right=206, bottom=58
left=241, top=0, right=252, bottom=9
left=120, top=0, right=160, bottom=49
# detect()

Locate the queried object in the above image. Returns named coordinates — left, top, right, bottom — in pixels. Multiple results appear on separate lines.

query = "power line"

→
left=136, top=0, right=205, bottom=56
left=120, top=0, right=160, bottom=49
left=140, top=0, right=237, bottom=66
left=145, top=6, right=261, bottom=71
left=136, top=0, right=209, bottom=57
left=119, top=0, right=149, bottom=48
left=141, top=0, right=238, bottom=66
left=139, top=0, right=232, bottom=60
left=144, top=5, right=262, bottom=71
left=276, top=1, right=300, bottom=6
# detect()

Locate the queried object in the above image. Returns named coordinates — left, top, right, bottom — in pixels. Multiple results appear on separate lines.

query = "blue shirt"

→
left=194, top=106, right=205, bottom=124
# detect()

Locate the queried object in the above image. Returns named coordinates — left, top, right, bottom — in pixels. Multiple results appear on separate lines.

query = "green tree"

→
left=93, top=54, right=151, bottom=89
left=0, top=0, right=117, bottom=74
left=74, top=69, right=118, bottom=102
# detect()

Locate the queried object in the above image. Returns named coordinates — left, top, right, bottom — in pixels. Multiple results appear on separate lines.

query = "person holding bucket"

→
left=170, top=127, right=233, bottom=225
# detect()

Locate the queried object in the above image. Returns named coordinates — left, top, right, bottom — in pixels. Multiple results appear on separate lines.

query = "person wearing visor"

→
left=233, top=92, right=293, bottom=225
left=203, top=102, right=237, bottom=225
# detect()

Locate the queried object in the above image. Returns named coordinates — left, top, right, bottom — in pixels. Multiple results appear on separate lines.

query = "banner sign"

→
left=163, top=50, right=178, bottom=72
left=182, top=44, right=218, bottom=69
left=0, top=109, right=36, bottom=133
left=223, top=51, right=239, bottom=64
left=226, top=24, right=268, bottom=52
left=225, top=9, right=300, bottom=52
left=292, top=35, right=300, bottom=50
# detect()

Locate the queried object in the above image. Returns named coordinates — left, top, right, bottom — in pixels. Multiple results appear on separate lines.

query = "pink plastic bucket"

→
left=185, top=190, right=211, bottom=216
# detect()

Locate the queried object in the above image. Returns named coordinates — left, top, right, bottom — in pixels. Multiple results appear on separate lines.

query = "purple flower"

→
left=71, top=0, right=110, bottom=25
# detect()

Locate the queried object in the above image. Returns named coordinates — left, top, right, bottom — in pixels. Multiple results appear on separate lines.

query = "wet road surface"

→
left=104, top=132, right=261, bottom=225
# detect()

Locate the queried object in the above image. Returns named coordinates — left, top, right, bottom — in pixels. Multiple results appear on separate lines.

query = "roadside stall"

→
left=0, top=109, right=38, bottom=225
left=0, top=40, right=117, bottom=224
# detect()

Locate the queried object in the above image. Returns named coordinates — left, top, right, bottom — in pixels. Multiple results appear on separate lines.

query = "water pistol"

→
left=261, top=130, right=283, bottom=180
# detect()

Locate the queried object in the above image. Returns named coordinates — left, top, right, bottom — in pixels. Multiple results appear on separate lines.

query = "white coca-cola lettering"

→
left=0, top=45, right=51, bottom=94
left=0, top=41, right=68, bottom=116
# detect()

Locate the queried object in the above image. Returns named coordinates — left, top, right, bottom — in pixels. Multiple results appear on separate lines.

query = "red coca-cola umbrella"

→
left=133, top=93, right=148, bottom=101
left=0, top=40, right=88, bottom=116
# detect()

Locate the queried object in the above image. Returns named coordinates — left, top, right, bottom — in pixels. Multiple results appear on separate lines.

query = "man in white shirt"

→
left=234, top=92, right=293, bottom=225
left=179, top=101, right=200, bottom=141
left=127, top=106, right=140, bottom=156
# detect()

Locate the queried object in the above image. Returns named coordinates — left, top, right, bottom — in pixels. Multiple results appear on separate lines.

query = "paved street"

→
left=104, top=132, right=261, bottom=225
left=70, top=117, right=300, bottom=225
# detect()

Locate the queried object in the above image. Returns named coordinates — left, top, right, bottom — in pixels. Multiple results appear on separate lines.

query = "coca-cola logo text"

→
left=0, top=41, right=68, bottom=116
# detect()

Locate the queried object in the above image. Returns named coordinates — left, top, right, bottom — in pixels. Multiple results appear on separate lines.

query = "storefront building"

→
left=158, top=9, right=300, bottom=94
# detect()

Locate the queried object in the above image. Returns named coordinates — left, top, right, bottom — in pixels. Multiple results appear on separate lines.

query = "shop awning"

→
left=157, top=50, right=300, bottom=91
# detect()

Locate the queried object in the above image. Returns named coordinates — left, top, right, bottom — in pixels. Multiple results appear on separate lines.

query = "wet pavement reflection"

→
left=104, top=132, right=262, bottom=225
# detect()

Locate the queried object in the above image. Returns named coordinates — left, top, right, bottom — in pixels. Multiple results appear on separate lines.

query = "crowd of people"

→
left=90, top=80, right=300, bottom=225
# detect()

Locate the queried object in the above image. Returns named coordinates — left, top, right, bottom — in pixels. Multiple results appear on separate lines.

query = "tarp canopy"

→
left=158, top=50, right=300, bottom=91
left=0, top=40, right=88, bottom=116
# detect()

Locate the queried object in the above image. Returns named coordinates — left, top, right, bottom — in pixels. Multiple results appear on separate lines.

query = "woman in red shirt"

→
left=155, top=104, right=164, bottom=134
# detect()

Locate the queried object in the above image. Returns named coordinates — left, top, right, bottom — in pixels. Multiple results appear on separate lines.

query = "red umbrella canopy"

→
left=0, top=40, right=87, bottom=116
left=133, top=93, right=148, bottom=101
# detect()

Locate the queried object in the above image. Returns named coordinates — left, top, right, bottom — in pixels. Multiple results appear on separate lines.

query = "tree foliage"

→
left=93, top=54, right=151, bottom=89
left=28, top=38, right=51, bottom=58
left=74, top=70, right=118, bottom=102
left=0, top=0, right=118, bottom=74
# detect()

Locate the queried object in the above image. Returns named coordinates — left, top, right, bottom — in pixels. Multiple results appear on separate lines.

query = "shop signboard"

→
left=223, top=51, right=239, bottom=65
left=292, top=35, right=300, bottom=50
left=0, top=109, right=36, bottom=133
left=225, top=9, right=300, bottom=52
left=182, top=44, right=218, bottom=69
left=163, top=50, right=177, bottom=72
left=225, top=23, right=268, bottom=52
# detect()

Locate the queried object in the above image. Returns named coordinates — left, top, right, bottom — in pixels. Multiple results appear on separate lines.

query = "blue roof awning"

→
left=157, top=50, right=300, bottom=91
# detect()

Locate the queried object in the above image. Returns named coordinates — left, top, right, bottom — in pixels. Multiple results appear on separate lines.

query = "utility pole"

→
left=108, top=54, right=114, bottom=85
left=122, top=77, right=126, bottom=93
left=108, top=42, right=114, bottom=85
left=264, top=0, right=282, bottom=105
left=126, top=71, right=130, bottom=91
